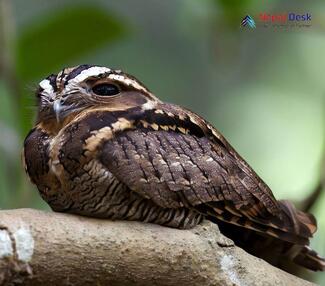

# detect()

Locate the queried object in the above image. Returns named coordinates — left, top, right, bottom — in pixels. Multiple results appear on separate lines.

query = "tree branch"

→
left=0, top=209, right=316, bottom=286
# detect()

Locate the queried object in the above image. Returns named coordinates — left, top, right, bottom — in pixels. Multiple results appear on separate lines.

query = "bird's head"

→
left=36, top=64, right=160, bottom=133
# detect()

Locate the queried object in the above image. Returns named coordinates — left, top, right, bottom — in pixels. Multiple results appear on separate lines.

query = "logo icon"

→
left=241, top=15, right=256, bottom=28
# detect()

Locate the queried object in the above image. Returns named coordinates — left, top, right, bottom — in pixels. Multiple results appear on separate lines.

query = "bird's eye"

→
left=92, top=83, right=119, bottom=96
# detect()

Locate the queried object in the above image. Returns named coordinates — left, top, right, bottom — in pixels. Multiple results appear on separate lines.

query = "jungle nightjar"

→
left=23, top=64, right=325, bottom=272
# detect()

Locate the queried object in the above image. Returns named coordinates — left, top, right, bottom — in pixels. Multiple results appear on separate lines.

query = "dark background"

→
left=0, top=0, right=324, bottom=283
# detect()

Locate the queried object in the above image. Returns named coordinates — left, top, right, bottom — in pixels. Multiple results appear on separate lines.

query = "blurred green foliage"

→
left=0, top=0, right=324, bottom=283
left=16, top=6, right=126, bottom=81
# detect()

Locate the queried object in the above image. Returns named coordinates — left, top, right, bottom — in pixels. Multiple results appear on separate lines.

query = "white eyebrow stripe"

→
left=65, top=66, right=111, bottom=89
left=39, top=79, right=54, bottom=94
left=64, top=66, right=149, bottom=93
left=108, top=73, right=148, bottom=92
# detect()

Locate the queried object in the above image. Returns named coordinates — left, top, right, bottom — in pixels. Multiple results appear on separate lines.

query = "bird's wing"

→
left=97, top=104, right=316, bottom=245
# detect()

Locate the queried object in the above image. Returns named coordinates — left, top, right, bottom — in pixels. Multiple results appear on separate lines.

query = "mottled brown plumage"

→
left=23, top=64, right=325, bottom=272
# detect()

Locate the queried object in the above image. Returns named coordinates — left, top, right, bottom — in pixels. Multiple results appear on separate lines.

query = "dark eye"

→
left=92, top=83, right=119, bottom=96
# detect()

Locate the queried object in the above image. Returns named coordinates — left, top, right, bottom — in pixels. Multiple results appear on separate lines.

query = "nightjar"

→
left=23, top=64, right=325, bottom=272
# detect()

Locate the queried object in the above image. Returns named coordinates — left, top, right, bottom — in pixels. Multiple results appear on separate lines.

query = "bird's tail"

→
left=217, top=218, right=325, bottom=272
left=212, top=199, right=325, bottom=272
left=292, top=245, right=325, bottom=271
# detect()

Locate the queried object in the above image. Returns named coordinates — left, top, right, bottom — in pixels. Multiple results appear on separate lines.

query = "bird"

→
left=23, top=64, right=325, bottom=272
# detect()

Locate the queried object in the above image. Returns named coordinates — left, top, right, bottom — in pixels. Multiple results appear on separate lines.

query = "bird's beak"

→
left=53, top=99, right=63, bottom=122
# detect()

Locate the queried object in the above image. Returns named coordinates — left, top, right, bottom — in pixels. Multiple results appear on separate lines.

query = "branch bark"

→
left=0, top=209, right=316, bottom=286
